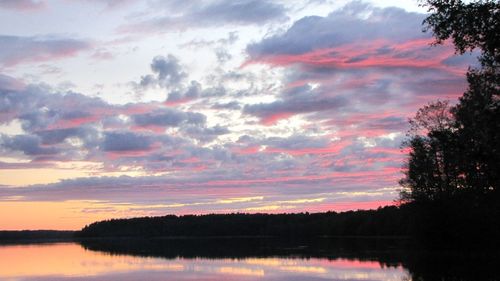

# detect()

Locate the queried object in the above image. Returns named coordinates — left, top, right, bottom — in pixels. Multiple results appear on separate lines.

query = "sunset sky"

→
left=0, top=0, right=475, bottom=230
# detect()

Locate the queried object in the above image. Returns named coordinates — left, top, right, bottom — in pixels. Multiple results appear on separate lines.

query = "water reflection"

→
left=0, top=238, right=498, bottom=281
left=0, top=239, right=408, bottom=281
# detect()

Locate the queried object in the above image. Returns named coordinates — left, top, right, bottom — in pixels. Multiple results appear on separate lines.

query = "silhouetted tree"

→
left=454, top=68, right=499, bottom=197
left=400, top=101, right=462, bottom=202
left=423, top=0, right=499, bottom=197
left=400, top=0, right=499, bottom=245
left=423, top=0, right=499, bottom=64
left=402, top=0, right=499, bottom=202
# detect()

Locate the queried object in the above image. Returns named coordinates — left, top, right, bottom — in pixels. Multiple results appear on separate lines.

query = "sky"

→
left=0, top=0, right=475, bottom=230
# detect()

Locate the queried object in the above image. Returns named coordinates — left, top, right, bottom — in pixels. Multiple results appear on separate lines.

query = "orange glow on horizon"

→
left=0, top=199, right=394, bottom=230
left=0, top=201, right=116, bottom=230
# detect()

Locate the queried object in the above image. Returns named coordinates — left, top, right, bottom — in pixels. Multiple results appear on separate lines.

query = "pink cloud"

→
left=313, top=201, right=395, bottom=212
left=247, top=39, right=467, bottom=76
left=130, top=124, right=165, bottom=133
left=260, top=112, right=294, bottom=125
left=122, top=103, right=160, bottom=115
left=49, top=115, right=102, bottom=130
left=233, top=145, right=261, bottom=155
left=105, top=149, right=154, bottom=160
left=263, top=141, right=349, bottom=156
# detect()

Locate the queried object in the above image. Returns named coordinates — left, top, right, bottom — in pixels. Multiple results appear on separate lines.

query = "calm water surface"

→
left=0, top=238, right=497, bottom=280
left=0, top=242, right=408, bottom=281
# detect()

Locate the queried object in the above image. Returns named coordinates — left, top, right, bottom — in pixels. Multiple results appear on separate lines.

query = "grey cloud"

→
left=101, top=115, right=129, bottom=129
left=151, top=55, right=186, bottom=86
left=122, top=0, right=287, bottom=33
left=0, top=76, right=216, bottom=170
left=236, top=134, right=330, bottom=152
left=138, top=74, right=156, bottom=89
left=183, top=124, right=230, bottom=142
left=3, top=88, right=111, bottom=132
left=36, top=127, right=82, bottom=145
left=0, top=75, right=236, bottom=173
left=35, top=126, right=98, bottom=145
left=243, top=84, right=349, bottom=122
left=133, top=54, right=187, bottom=91
left=18, top=111, right=56, bottom=132
left=0, top=0, right=44, bottom=11
left=133, top=55, right=226, bottom=103
left=442, top=51, right=481, bottom=68
left=0, top=73, right=25, bottom=91
left=102, top=131, right=153, bottom=152
left=167, top=81, right=201, bottom=103
left=60, top=110, right=92, bottom=120
left=367, top=116, right=407, bottom=131
left=247, top=2, right=425, bottom=57
left=0, top=144, right=396, bottom=205
left=0, top=85, right=46, bottom=124
left=201, top=85, right=226, bottom=97
left=79, top=0, right=137, bottom=9
left=1, top=134, right=59, bottom=156
left=264, top=135, right=329, bottom=150
left=188, top=145, right=231, bottom=162
left=190, top=0, right=286, bottom=24
left=58, top=91, right=110, bottom=109
left=0, top=174, right=247, bottom=202
left=0, top=35, right=90, bottom=67
left=132, top=108, right=206, bottom=127
left=212, top=101, right=241, bottom=110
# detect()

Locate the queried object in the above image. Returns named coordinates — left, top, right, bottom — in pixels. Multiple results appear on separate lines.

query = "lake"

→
left=0, top=238, right=497, bottom=280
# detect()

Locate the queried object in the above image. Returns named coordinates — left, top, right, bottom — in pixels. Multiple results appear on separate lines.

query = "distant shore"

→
left=1, top=207, right=410, bottom=242
left=2, top=204, right=498, bottom=250
left=0, top=230, right=76, bottom=244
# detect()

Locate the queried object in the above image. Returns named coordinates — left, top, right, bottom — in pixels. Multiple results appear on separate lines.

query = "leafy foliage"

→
left=422, top=0, right=499, bottom=64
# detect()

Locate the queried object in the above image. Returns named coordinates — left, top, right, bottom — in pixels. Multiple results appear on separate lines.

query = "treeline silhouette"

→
left=75, top=204, right=499, bottom=248
left=77, top=206, right=416, bottom=238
